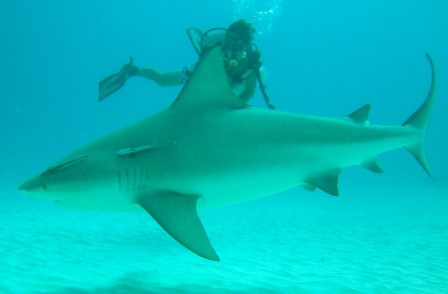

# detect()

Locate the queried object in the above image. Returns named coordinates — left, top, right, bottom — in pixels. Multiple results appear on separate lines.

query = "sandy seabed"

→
left=1, top=180, right=447, bottom=294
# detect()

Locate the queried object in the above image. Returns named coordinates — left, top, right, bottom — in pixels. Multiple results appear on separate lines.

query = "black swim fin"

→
left=98, top=57, right=133, bottom=102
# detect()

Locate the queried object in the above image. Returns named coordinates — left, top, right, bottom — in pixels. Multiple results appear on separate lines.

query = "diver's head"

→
left=224, top=20, right=256, bottom=78
left=225, top=19, right=255, bottom=51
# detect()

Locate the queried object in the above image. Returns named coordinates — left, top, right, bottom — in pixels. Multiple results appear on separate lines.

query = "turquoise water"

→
left=1, top=0, right=448, bottom=293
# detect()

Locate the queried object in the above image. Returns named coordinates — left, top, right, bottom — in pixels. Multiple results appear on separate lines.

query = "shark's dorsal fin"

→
left=137, top=190, right=220, bottom=261
left=347, top=104, right=371, bottom=124
left=306, top=169, right=341, bottom=196
left=170, top=46, right=247, bottom=110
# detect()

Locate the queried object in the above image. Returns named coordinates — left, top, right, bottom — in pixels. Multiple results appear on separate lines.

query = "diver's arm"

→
left=135, top=68, right=183, bottom=87
left=238, top=71, right=258, bottom=102
left=120, top=61, right=183, bottom=87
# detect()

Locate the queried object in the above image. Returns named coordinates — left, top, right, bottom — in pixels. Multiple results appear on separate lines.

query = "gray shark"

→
left=19, top=47, right=436, bottom=261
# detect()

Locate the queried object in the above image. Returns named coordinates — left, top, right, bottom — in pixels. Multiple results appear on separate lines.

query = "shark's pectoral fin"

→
left=306, top=169, right=341, bottom=196
left=137, top=190, right=220, bottom=261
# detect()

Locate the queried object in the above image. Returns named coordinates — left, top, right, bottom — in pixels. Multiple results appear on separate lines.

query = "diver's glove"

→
left=120, top=57, right=140, bottom=77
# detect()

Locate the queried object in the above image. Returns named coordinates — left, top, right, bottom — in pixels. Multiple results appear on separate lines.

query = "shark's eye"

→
left=42, top=155, right=88, bottom=175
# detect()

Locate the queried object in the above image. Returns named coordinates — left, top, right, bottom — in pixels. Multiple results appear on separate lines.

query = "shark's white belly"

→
left=146, top=141, right=331, bottom=210
left=178, top=162, right=304, bottom=210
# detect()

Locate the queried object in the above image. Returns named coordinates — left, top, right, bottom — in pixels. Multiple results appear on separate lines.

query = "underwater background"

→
left=1, top=0, right=448, bottom=293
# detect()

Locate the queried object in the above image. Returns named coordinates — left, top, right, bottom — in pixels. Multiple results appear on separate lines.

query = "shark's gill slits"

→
left=132, top=169, right=138, bottom=190
left=138, top=169, right=144, bottom=190
left=126, top=169, right=129, bottom=190
left=138, top=169, right=149, bottom=190
left=42, top=155, right=88, bottom=175
left=117, top=168, right=149, bottom=191
left=117, top=171, right=122, bottom=190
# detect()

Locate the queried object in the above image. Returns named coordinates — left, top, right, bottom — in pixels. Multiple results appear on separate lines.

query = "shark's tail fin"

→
left=402, top=53, right=436, bottom=178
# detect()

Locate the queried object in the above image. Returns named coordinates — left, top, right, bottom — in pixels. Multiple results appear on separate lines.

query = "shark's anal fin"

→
left=300, top=183, right=317, bottom=192
left=306, top=169, right=341, bottom=196
left=137, top=191, right=220, bottom=261
left=362, top=158, right=384, bottom=174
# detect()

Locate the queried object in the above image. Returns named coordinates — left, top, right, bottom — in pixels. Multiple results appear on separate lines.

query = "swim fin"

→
left=98, top=57, right=133, bottom=102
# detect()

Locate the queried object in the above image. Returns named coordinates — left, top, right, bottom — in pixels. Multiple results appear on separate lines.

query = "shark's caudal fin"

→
left=402, top=53, right=436, bottom=178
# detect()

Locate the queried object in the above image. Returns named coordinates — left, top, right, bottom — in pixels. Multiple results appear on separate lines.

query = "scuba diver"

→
left=98, top=19, right=275, bottom=109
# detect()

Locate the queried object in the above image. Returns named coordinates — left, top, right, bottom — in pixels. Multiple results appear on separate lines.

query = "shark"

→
left=19, top=47, right=436, bottom=261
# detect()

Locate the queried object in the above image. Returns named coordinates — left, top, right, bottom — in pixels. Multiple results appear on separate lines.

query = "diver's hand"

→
left=120, top=57, right=140, bottom=77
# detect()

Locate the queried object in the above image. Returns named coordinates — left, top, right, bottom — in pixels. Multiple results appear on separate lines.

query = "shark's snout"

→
left=18, top=177, right=46, bottom=194
left=18, top=182, right=28, bottom=191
